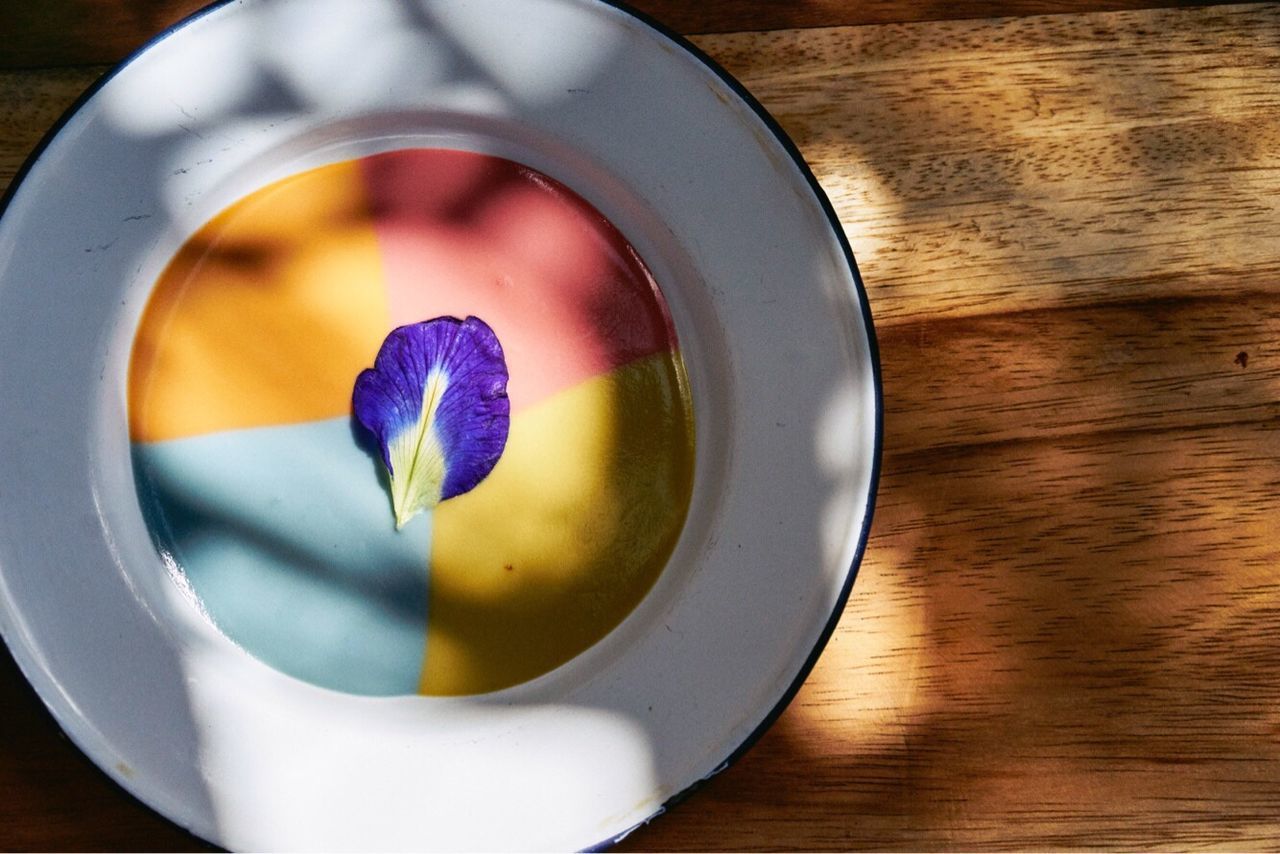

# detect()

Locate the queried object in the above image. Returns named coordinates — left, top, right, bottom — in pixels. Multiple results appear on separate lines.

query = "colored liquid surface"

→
left=130, top=150, right=694, bottom=696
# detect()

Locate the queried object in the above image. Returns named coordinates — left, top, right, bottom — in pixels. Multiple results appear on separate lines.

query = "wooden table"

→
left=2, top=1, right=1277, bottom=849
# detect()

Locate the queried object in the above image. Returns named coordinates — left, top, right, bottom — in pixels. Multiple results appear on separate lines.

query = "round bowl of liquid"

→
left=0, top=1, right=881, bottom=850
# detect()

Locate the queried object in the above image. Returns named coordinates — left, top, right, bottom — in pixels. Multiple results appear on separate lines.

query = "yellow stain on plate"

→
left=422, top=353, right=695, bottom=695
left=129, top=160, right=389, bottom=442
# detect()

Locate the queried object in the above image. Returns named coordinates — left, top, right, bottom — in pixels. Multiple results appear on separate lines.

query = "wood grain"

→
left=629, top=420, right=1280, bottom=849
left=623, top=3, right=1280, bottom=849
left=2, top=2, right=1279, bottom=851
left=0, top=0, right=1241, bottom=69
left=694, top=4, right=1280, bottom=325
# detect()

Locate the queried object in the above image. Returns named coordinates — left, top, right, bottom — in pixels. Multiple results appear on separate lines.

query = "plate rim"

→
left=585, top=3, right=883, bottom=848
left=0, top=0, right=884, bottom=849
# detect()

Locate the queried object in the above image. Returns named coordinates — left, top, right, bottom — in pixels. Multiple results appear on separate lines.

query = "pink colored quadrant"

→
left=361, top=149, right=677, bottom=413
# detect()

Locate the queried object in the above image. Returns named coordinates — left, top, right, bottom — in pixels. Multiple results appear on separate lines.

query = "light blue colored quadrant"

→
left=133, top=417, right=431, bottom=696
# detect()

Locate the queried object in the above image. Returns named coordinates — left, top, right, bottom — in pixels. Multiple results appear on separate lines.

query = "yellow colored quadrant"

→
left=422, top=353, right=696, bottom=695
left=129, top=160, right=390, bottom=442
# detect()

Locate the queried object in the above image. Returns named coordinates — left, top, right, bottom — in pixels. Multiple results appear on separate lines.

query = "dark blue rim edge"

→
left=0, top=1, right=884, bottom=852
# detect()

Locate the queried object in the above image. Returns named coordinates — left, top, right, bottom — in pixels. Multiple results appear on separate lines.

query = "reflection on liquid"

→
left=129, top=149, right=694, bottom=696
left=426, top=354, right=693, bottom=695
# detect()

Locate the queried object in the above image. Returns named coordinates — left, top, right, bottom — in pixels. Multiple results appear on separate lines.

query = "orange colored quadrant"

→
left=129, top=160, right=390, bottom=442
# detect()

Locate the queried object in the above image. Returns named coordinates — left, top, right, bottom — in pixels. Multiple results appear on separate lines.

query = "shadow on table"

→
left=624, top=7, right=1280, bottom=849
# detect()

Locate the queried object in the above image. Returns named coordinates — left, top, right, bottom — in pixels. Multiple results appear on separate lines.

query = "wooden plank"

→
left=639, top=0, right=1236, bottom=34
left=0, top=0, right=1241, bottom=70
left=626, top=418, right=1280, bottom=850
left=691, top=3, right=1280, bottom=324
left=881, top=294, right=1280, bottom=456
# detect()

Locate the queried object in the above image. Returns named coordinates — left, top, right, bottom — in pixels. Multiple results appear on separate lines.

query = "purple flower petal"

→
left=353, top=316, right=510, bottom=527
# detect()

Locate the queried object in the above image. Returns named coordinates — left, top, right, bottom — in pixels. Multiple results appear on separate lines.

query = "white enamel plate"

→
left=0, top=1, right=880, bottom=849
